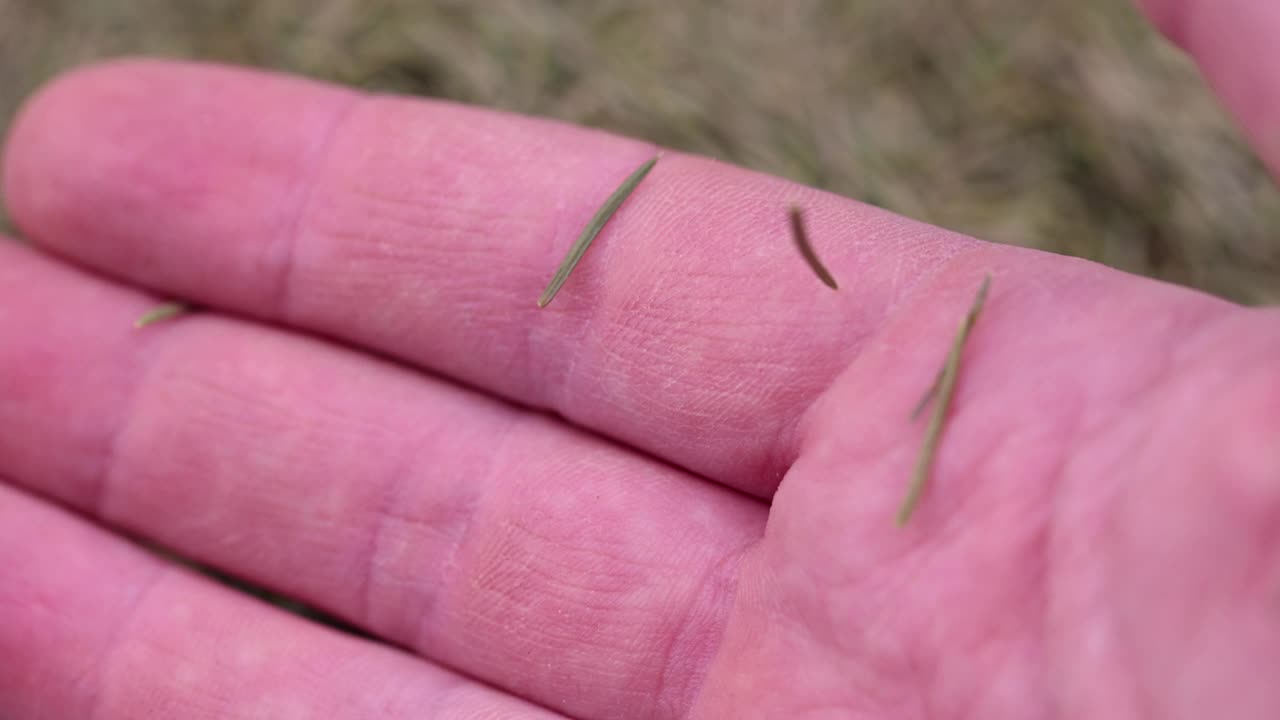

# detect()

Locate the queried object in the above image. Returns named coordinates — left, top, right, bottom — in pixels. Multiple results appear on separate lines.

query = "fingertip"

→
left=1131, top=0, right=1280, bottom=177
left=3, top=60, right=97, bottom=240
left=5, top=59, right=208, bottom=231
left=2, top=57, right=357, bottom=300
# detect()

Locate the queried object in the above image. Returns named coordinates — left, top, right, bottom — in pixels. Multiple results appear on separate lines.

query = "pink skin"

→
left=0, top=2, right=1277, bottom=717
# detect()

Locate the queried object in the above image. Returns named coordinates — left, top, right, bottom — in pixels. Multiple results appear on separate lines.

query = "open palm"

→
left=2, top=2, right=1279, bottom=718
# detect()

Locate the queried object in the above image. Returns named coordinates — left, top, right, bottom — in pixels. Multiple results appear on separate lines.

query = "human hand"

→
left=1, top=2, right=1278, bottom=718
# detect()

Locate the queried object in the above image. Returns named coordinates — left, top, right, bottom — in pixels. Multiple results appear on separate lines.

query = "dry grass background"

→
left=2, top=0, right=1278, bottom=304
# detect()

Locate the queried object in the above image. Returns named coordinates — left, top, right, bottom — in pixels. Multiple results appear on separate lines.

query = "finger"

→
left=3, top=58, right=997, bottom=496
left=0, top=239, right=764, bottom=720
left=0, top=484, right=567, bottom=719
left=1136, top=0, right=1280, bottom=176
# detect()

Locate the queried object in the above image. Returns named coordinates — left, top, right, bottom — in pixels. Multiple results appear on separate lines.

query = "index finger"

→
left=0, top=60, right=1169, bottom=496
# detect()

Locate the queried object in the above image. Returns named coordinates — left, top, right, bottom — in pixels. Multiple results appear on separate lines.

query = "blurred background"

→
left=2, top=0, right=1278, bottom=303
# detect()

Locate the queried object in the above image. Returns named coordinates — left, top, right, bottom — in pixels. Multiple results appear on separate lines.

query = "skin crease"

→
left=0, top=2, right=1277, bottom=718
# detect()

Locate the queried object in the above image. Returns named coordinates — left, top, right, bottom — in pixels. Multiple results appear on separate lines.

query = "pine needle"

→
left=898, top=274, right=991, bottom=526
left=537, top=154, right=659, bottom=308
left=787, top=205, right=839, bottom=290
left=134, top=302, right=190, bottom=328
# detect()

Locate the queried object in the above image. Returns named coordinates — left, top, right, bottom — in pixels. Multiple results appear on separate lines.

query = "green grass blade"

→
left=537, top=154, right=659, bottom=308
left=898, top=274, right=991, bottom=526
left=787, top=205, right=839, bottom=290
left=134, top=302, right=190, bottom=328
